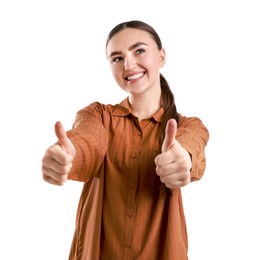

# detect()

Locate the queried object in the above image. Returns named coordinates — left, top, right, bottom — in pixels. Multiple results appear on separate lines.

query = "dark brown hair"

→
left=106, top=20, right=179, bottom=139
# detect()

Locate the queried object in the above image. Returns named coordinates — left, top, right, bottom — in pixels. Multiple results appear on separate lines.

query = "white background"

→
left=1, top=0, right=260, bottom=259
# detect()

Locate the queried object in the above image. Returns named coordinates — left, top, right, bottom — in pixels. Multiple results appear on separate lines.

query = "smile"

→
left=126, top=72, right=145, bottom=81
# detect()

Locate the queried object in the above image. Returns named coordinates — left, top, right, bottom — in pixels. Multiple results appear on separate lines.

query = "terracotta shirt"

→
left=66, top=98, right=209, bottom=260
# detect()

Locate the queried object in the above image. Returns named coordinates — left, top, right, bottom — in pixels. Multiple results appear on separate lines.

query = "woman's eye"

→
left=136, top=48, right=145, bottom=55
left=112, top=57, right=123, bottom=63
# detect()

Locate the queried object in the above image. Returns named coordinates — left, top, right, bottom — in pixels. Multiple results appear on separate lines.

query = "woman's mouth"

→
left=125, top=72, right=145, bottom=81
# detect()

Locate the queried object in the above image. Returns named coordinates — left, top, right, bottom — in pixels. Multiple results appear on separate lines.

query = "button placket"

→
left=123, top=124, right=143, bottom=255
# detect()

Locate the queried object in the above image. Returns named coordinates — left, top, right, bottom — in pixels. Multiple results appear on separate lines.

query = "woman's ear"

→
left=159, top=48, right=166, bottom=68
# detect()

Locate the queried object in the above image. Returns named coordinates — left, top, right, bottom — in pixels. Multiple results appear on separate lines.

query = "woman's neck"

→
left=128, top=87, right=161, bottom=121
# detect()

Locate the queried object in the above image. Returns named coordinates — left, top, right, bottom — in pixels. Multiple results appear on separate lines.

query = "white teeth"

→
left=127, top=73, right=144, bottom=80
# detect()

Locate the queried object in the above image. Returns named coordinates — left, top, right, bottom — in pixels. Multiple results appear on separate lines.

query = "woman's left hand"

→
left=154, top=119, right=192, bottom=189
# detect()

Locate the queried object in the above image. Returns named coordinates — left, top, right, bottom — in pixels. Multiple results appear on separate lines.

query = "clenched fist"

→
left=42, top=121, right=76, bottom=185
left=155, top=119, right=192, bottom=189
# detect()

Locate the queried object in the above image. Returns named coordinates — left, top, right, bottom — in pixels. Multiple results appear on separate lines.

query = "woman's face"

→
left=106, top=28, right=165, bottom=96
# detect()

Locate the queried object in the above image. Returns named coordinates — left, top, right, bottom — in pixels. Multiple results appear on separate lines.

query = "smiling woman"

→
left=41, top=20, right=209, bottom=260
left=106, top=28, right=165, bottom=120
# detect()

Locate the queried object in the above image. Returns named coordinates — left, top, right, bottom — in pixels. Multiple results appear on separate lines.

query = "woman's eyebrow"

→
left=129, top=42, right=147, bottom=51
left=108, top=42, right=147, bottom=58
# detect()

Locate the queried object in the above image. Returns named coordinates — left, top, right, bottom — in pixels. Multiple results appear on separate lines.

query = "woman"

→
left=42, top=20, right=209, bottom=260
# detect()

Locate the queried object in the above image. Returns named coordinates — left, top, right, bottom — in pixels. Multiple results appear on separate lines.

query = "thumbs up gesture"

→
left=154, top=119, right=192, bottom=189
left=42, top=121, right=76, bottom=185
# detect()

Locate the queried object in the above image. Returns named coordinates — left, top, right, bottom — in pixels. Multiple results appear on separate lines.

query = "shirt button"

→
left=131, top=153, right=137, bottom=158
left=129, top=182, right=135, bottom=188
left=127, top=209, right=133, bottom=217
left=125, top=241, right=131, bottom=247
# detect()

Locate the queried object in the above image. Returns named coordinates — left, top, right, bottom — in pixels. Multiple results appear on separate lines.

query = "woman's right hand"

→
left=42, top=121, right=76, bottom=185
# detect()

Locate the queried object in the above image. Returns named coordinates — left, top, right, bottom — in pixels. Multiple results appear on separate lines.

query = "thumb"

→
left=161, top=119, right=177, bottom=152
left=54, top=121, right=74, bottom=154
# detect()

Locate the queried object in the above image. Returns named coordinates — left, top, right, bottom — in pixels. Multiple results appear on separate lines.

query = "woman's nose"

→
left=124, top=55, right=136, bottom=70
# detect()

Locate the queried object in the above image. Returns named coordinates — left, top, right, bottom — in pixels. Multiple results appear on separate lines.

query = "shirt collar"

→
left=112, top=97, right=165, bottom=123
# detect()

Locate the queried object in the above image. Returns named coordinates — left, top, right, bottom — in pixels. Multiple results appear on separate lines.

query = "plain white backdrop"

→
left=0, top=0, right=259, bottom=259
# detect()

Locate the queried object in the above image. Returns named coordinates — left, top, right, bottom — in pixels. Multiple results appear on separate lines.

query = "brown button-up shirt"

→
left=67, top=98, right=209, bottom=260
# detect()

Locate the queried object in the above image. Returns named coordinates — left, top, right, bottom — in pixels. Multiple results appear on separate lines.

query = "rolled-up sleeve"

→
left=66, top=105, right=108, bottom=182
left=176, top=115, right=209, bottom=181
